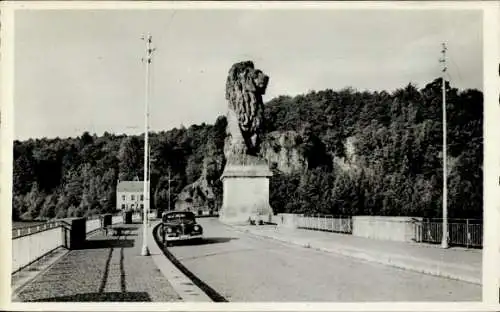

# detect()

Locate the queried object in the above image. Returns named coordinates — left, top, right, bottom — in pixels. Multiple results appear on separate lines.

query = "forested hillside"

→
left=12, top=117, right=227, bottom=221
left=12, top=77, right=482, bottom=221
left=266, top=78, right=482, bottom=219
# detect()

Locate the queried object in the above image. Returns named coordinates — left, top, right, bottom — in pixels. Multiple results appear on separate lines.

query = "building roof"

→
left=117, top=181, right=144, bottom=192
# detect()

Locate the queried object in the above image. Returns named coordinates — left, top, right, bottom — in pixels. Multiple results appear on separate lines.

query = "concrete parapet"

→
left=352, top=216, right=423, bottom=242
left=12, top=226, right=63, bottom=273
left=275, top=213, right=302, bottom=229
left=12, top=214, right=124, bottom=274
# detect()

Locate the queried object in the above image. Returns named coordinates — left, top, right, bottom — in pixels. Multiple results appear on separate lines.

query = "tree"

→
left=270, top=170, right=301, bottom=214
left=185, top=156, right=202, bottom=185
left=154, top=176, right=171, bottom=212
left=40, top=193, right=58, bottom=219
left=23, top=182, right=45, bottom=220
left=12, top=195, right=25, bottom=221
left=64, top=169, right=83, bottom=208
left=100, top=168, right=118, bottom=213
left=55, top=194, right=70, bottom=218
left=13, top=152, right=35, bottom=195
left=118, top=136, right=143, bottom=181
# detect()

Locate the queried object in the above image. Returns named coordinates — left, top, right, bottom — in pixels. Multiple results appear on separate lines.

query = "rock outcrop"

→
left=260, top=131, right=307, bottom=174
left=333, top=136, right=361, bottom=173
left=174, top=176, right=215, bottom=214
left=174, top=157, right=219, bottom=214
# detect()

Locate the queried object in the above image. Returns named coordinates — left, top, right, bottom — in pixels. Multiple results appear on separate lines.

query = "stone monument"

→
left=219, top=61, right=274, bottom=225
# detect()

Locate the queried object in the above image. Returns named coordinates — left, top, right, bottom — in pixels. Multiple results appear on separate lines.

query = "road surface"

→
left=165, top=218, right=480, bottom=302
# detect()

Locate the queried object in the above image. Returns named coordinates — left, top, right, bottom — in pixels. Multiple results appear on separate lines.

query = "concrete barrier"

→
left=86, top=218, right=101, bottom=233
left=12, top=226, right=62, bottom=273
left=352, top=216, right=422, bottom=242
left=272, top=214, right=424, bottom=242
left=112, top=215, right=123, bottom=224
left=123, top=211, right=133, bottom=224
left=276, top=213, right=302, bottom=228
left=12, top=214, right=125, bottom=274
left=63, top=218, right=87, bottom=249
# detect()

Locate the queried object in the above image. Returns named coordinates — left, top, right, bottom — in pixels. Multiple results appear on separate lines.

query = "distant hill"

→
left=12, top=77, right=482, bottom=221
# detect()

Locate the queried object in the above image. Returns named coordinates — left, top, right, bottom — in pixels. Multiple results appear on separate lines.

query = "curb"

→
left=231, top=226, right=481, bottom=285
left=147, top=222, right=213, bottom=302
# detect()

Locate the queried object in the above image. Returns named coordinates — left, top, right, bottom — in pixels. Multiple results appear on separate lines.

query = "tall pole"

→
left=440, top=43, right=449, bottom=249
left=168, top=169, right=171, bottom=212
left=148, top=145, right=151, bottom=221
left=141, top=34, right=154, bottom=256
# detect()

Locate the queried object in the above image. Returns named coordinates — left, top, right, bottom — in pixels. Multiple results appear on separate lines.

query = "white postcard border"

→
left=1, top=1, right=498, bottom=311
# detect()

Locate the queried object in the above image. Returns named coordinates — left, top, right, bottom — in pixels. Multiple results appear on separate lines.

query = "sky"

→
left=14, top=8, right=483, bottom=140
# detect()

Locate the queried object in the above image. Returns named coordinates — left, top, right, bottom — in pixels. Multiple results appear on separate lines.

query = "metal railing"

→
left=413, top=219, right=482, bottom=248
left=296, top=215, right=352, bottom=234
left=291, top=215, right=481, bottom=249
left=12, top=213, right=123, bottom=239
left=12, top=221, right=61, bottom=239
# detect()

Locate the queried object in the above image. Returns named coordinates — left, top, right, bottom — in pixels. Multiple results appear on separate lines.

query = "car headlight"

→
left=193, top=225, right=200, bottom=231
left=166, top=227, right=173, bottom=233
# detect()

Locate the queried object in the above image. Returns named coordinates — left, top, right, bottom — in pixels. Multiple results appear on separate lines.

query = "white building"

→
left=116, top=180, right=144, bottom=211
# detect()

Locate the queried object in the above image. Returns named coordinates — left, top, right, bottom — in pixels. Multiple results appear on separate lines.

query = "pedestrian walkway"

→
left=13, top=223, right=182, bottom=302
left=231, top=224, right=482, bottom=285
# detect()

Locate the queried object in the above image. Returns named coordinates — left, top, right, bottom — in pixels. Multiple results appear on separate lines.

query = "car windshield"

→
left=163, top=212, right=195, bottom=222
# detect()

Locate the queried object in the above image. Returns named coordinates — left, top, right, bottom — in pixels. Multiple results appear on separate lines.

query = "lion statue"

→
left=224, top=61, right=269, bottom=162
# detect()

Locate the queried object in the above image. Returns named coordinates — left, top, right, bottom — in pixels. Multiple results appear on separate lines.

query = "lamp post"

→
left=148, top=145, right=151, bottom=223
left=150, top=153, right=160, bottom=219
left=440, top=43, right=449, bottom=249
left=141, top=33, right=155, bottom=256
left=168, top=169, right=171, bottom=212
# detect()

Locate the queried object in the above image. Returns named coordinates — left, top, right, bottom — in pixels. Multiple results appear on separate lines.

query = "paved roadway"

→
left=166, top=218, right=481, bottom=302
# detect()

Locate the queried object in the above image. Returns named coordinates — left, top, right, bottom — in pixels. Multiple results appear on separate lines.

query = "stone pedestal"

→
left=219, top=162, right=274, bottom=225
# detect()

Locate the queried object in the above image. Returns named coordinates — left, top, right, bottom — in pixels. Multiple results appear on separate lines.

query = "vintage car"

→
left=159, top=211, right=203, bottom=245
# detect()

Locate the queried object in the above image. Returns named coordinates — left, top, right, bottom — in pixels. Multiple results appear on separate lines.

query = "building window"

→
left=131, top=195, right=135, bottom=201
left=140, top=194, right=144, bottom=201
left=121, top=204, right=125, bottom=209
left=122, top=195, right=125, bottom=200
left=140, top=204, right=144, bottom=209
left=131, top=204, right=135, bottom=209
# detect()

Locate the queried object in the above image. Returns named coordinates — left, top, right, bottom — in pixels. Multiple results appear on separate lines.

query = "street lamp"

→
left=141, top=33, right=155, bottom=256
left=440, top=43, right=449, bottom=249
left=168, top=169, right=171, bottom=212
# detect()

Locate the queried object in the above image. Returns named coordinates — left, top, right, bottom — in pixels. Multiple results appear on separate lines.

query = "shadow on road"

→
left=195, top=237, right=239, bottom=245
left=168, top=237, right=238, bottom=247
left=109, top=225, right=140, bottom=231
left=81, top=239, right=134, bottom=249
left=29, top=291, right=151, bottom=302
